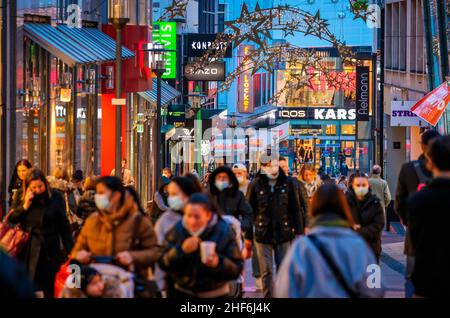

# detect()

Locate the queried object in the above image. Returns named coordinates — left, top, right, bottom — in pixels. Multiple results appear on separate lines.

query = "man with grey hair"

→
left=369, top=164, right=391, bottom=219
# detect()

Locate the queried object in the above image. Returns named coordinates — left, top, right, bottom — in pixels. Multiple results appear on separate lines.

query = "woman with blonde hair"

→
left=299, top=164, right=320, bottom=200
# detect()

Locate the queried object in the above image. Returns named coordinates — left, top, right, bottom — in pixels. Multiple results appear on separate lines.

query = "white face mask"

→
left=168, top=195, right=185, bottom=211
left=182, top=218, right=207, bottom=237
left=354, top=186, right=369, bottom=197
left=236, top=176, right=245, bottom=185
left=94, top=193, right=111, bottom=211
left=215, top=180, right=230, bottom=191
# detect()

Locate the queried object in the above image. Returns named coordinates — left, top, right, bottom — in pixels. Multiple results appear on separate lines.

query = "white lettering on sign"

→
left=66, top=4, right=81, bottom=28
left=278, top=108, right=356, bottom=120
left=191, top=41, right=228, bottom=51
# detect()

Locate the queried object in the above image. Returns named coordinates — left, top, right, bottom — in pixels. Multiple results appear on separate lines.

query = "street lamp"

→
left=148, top=42, right=167, bottom=192
left=109, top=0, right=129, bottom=177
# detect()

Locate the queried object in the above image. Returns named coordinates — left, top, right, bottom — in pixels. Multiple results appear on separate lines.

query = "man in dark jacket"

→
left=279, top=156, right=309, bottom=230
left=394, top=129, right=439, bottom=297
left=407, top=135, right=450, bottom=297
left=208, top=166, right=253, bottom=242
left=248, top=159, right=303, bottom=298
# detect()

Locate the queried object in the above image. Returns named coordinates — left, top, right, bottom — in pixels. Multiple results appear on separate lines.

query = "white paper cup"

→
left=200, top=241, right=216, bottom=263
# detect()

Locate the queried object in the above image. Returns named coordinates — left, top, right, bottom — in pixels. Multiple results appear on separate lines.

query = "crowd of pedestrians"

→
left=1, top=130, right=449, bottom=298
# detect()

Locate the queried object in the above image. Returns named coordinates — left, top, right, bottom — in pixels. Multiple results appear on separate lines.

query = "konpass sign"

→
left=186, top=33, right=232, bottom=58
left=152, top=22, right=176, bottom=79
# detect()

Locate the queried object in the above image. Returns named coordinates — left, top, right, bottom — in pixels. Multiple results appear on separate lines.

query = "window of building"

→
left=325, top=125, right=336, bottom=135
left=341, top=124, right=356, bottom=135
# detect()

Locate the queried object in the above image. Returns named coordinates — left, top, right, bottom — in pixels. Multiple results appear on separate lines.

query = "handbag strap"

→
left=308, top=234, right=360, bottom=298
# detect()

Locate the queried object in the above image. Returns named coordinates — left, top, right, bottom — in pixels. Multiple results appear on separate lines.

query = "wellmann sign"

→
left=356, top=66, right=370, bottom=121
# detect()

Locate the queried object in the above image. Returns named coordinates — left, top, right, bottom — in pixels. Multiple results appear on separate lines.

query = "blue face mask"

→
left=215, top=180, right=230, bottom=191
left=168, top=195, right=185, bottom=211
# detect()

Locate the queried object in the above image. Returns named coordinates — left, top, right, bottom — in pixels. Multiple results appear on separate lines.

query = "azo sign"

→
left=184, top=62, right=225, bottom=81
left=152, top=22, right=177, bottom=79
left=278, top=108, right=356, bottom=120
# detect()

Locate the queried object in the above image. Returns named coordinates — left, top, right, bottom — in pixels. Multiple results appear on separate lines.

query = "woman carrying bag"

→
left=9, top=168, right=74, bottom=298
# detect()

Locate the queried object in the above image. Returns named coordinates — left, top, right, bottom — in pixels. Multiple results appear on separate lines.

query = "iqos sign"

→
left=278, top=108, right=356, bottom=120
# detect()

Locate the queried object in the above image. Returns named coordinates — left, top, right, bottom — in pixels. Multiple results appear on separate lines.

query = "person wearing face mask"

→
left=159, top=193, right=243, bottom=298
left=346, top=173, right=385, bottom=261
left=153, top=177, right=202, bottom=296
left=9, top=168, right=74, bottom=298
left=247, top=158, right=304, bottom=298
left=232, top=163, right=250, bottom=196
left=7, top=159, right=32, bottom=208
left=150, top=176, right=171, bottom=225
left=71, top=176, right=159, bottom=282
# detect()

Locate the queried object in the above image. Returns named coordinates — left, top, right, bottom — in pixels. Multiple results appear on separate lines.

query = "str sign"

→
left=278, top=108, right=356, bottom=120
left=391, top=101, right=424, bottom=126
left=184, top=62, right=225, bottom=81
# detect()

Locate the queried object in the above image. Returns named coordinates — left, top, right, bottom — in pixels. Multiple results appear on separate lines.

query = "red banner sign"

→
left=410, top=82, right=450, bottom=126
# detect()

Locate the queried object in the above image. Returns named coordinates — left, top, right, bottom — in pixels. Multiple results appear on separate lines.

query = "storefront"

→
left=274, top=47, right=376, bottom=174
left=18, top=15, right=134, bottom=177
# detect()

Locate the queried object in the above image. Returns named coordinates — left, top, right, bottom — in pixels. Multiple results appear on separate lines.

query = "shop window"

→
left=325, top=125, right=336, bottom=135
left=341, top=124, right=356, bottom=135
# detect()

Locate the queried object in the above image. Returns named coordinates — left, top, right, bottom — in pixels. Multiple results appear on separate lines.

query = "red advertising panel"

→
left=410, top=82, right=450, bottom=126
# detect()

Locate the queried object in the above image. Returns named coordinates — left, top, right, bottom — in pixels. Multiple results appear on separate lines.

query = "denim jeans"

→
left=255, top=241, right=291, bottom=298
left=405, top=256, right=415, bottom=298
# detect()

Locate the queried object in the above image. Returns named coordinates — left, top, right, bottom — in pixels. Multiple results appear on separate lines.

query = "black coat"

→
left=291, top=177, right=309, bottom=229
left=158, top=217, right=243, bottom=294
left=208, top=166, right=253, bottom=240
left=407, top=178, right=450, bottom=297
left=394, top=154, right=432, bottom=256
left=76, top=190, right=97, bottom=221
left=346, top=189, right=385, bottom=260
left=248, top=169, right=304, bottom=244
left=9, top=189, right=74, bottom=296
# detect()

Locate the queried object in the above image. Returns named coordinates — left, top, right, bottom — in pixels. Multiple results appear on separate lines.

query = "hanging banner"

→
left=152, top=22, right=177, bottom=79
left=237, top=45, right=254, bottom=113
left=356, top=66, right=370, bottom=121
left=410, top=82, right=450, bottom=126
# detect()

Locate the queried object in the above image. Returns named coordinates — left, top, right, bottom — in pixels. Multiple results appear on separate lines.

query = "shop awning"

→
left=56, top=25, right=135, bottom=61
left=24, top=23, right=135, bottom=66
left=138, top=79, right=181, bottom=106
left=24, top=23, right=99, bottom=66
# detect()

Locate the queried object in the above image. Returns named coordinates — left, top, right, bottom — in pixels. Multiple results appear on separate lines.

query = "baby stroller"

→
left=57, top=257, right=134, bottom=298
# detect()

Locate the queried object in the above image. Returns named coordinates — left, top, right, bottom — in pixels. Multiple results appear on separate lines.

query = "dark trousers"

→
left=255, top=241, right=291, bottom=298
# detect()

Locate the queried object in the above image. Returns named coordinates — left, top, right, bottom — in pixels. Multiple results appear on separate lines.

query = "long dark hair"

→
left=170, top=176, right=203, bottom=197
left=96, top=176, right=125, bottom=207
left=310, top=183, right=355, bottom=227
left=8, top=159, right=32, bottom=193
left=22, top=168, right=52, bottom=199
left=125, top=186, right=145, bottom=215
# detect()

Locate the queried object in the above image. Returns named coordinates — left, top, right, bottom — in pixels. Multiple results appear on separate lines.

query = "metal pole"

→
left=115, top=27, right=122, bottom=177
left=379, top=1, right=385, bottom=169
left=153, top=74, right=162, bottom=191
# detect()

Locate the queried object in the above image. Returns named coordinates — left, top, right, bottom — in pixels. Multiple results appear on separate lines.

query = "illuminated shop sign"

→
left=277, top=108, right=356, bottom=120
left=186, top=34, right=232, bottom=58
left=184, top=62, right=225, bottom=81
left=152, top=22, right=177, bottom=79
left=356, top=66, right=370, bottom=121
left=237, top=45, right=255, bottom=113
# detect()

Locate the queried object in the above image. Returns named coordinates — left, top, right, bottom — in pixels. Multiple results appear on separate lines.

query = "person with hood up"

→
left=158, top=193, right=243, bottom=298
left=274, top=183, right=383, bottom=298
left=346, top=173, right=385, bottom=261
left=247, top=158, right=304, bottom=298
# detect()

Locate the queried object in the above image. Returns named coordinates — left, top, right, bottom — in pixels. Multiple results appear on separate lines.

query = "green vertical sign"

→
left=152, top=21, right=177, bottom=79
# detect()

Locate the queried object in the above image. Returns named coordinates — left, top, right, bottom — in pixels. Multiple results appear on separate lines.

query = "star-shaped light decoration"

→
left=159, top=0, right=189, bottom=21
left=225, top=3, right=273, bottom=49
left=303, top=10, right=329, bottom=39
